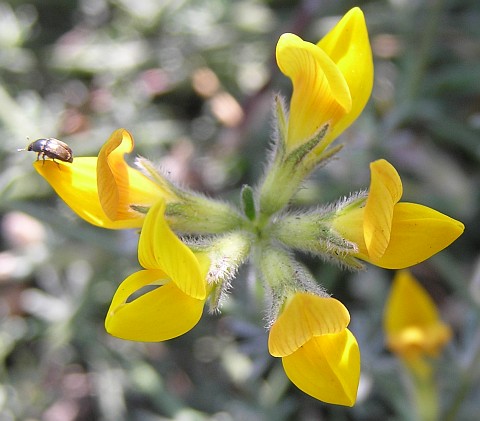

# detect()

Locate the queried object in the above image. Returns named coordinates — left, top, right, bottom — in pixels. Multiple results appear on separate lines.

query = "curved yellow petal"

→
left=384, top=271, right=452, bottom=358
left=33, top=158, right=143, bottom=229
left=105, top=269, right=205, bottom=341
left=97, top=128, right=169, bottom=221
left=370, top=203, right=464, bottom=269
left=276, top=33, right=351, bottom=149
left=317, top=7, right=373, bottom=146
left=282, top=329, right=360, bottom=406
left=268, top=293, right=350, bottom=357
left=364, top=160, right=403, bottom=260
left=138, top=200, right=207, bottom=299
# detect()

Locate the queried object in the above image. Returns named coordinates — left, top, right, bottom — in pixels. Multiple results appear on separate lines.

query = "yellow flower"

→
left=268, top=293, right=360, bottom=406
left=384, top=270, right=452, bottom=361
left=105, top=200, right=210, bottom=341
left=33, top=128, right=173, bottom=229
left=333, top=159, right=464, bottom=269
left=276, top=7, right=373, bottom=154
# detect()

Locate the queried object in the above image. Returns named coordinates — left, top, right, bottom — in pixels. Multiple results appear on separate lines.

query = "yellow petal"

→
left=387, top=324, right=452, bottom=360
left=276, top=33, right=352, bottom=149
left=331, top=205, right=367, bottom=255
left=370, top=203, right=464, bottom=269
left=105, top=269, right=205, bottom=341
left=333, top=201, right=464, bottom=269
left=268, top=293, right=350, bottom=357
left=282, top=329, right=360, bottom=406
left=317, top=7, right=373, bottom=146
left=33, top=158, right=143, bottom=229
left=97, top=128, right=169, bottom=221
left=138, top=200, right=207, bottom=299
left=384, top=271, right=452, bottom=358
left=385, top=271, right=440, bottom=331
left=364, top=159, right=403, bottom=260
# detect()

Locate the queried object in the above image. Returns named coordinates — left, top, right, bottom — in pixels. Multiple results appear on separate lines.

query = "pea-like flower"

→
left=332, top=159, right=465, bottom=268
left=260, top=7, right=373, bottom=215
left=276, top=7, right=373, bottom=155
left=268, top=293, right=360, bottom=406
left=383, top=271, right=452, bottom=419
left=33, top=128, right=243, bottom=233
left=384, top=270, right=452, bottom=361
left=105, top=200, right=210, bottom=341
left=33, top=128, right=171, bottom=229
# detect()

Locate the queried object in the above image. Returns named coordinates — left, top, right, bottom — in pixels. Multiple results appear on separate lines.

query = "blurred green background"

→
left=1, top=0, right=479, bottom=420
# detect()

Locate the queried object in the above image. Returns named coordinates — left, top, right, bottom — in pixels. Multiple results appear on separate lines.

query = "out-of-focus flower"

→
left=268, top=292, right=360, bottom=406
left=384, top=270, right=452, bottom=361
left=105, top=200, right=210, bottom=341
left=333, top=159, right=464, bottom=269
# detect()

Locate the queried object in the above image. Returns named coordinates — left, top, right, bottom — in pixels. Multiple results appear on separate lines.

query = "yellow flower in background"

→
left=33, top=128, right=173, bottom=229
left=384, top=270, right=452, bottom=361
left=105, top=200, right=210, bottom=341
left=268, top=293, right=360, bottom=406
left=276, top=7, right=373, bottom=154
left=333, top=159, right=465, bottom=269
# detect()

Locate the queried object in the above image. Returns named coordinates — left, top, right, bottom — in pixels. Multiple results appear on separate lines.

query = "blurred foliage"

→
left=1, top=0, right=479, bottom=420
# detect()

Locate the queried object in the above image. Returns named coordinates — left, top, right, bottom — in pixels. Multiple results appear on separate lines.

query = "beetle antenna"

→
left=18, top=136, right=30, bottom=152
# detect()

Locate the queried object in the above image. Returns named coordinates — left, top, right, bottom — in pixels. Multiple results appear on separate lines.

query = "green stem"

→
left=404, top=358, right=439, bottom=421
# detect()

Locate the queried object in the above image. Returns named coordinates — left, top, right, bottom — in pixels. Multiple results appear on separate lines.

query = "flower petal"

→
left=97, top=128, right=169, bottom=221
left=385, top=271, right=440, bottom=332
left=333, top=200, right=464, bottom=269
left=370, top=202, right=464, bottom=269
left=276, top=33, right=352, bottom=149
left=364, top=159, right=403, bottom=260
left=282, top=329, right=360, bottom=406
left=105, top=269, right=205, bottom=341
left=268, top=293, right=350, bottom=357
left=331, top=205, right=367, bottom=255
left=317, top=7, right=373, bottom=145
left=384, top=270, right=452, bottom=358
left=138, top=200, right=207, bottom=299
left=33, top=158, right=143, bottom=229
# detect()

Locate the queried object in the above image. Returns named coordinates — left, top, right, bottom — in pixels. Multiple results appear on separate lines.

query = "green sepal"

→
left=270, top=205, right=366, bottom=271
left=259, top=123, right=333, bottom=218
left=256, top=245, right=328, bottom=325
left=189, top=231, right=253, bottom=313
left=208, top=282, right=224, bottom=313
left=136, top=156, right=247, bottom=234
left=283, top=124, right=329, bottom=169
left=130, top=204, right=150, bottom=215
left=165, top=199, right=245, bottom=234
left=241, top=184, right=256, bottom=221
left=273, top=95, right=288, bottom=163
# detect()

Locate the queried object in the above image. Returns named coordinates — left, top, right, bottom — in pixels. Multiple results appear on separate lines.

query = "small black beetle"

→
left=21, top=138, right=74, bottom=163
